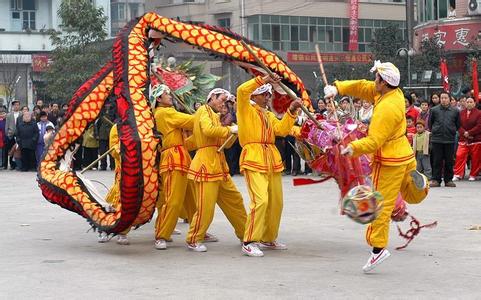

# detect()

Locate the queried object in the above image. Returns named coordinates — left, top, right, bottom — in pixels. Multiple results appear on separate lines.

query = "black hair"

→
left=404, top=93, right=413, bottom=105
left=39, top=111, right=48, bottom=117
left=406, top=115, right=414, bottom=121
left=420, top=99, right=429, bottom=105
left=439, top=91, right=451, bottom=99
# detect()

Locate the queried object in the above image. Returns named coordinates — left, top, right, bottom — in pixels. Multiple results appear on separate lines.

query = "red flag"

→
left=440, top=59, right=450, bottom=93
left=473, top=58, right=479, bottom=103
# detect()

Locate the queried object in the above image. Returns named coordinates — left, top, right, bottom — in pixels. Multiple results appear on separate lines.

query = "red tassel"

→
left=395, top=214, right=437, bottom=250
left=293, top=176, right=332, bottom=186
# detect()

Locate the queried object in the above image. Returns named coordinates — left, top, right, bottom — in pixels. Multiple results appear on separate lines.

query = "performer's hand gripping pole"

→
left=240, top=40, right=321, bottom=128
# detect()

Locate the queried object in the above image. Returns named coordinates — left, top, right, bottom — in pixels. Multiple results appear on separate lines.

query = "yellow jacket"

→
left=188, top=104, right=234, bottom=182
left=335, top=80, right=414, bottom=166
left=237, top=77, right=297, bottom=173
left=109, top=124, right=120, bottom=162
left=154, top=106, right=194, bottom=174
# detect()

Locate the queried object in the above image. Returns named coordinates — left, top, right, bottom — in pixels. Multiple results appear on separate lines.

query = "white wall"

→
left=36, top=0, right=54, bottom=31
left=0, top=32, right=53, bottom=52
left=0, top=1, right=10, bottom=30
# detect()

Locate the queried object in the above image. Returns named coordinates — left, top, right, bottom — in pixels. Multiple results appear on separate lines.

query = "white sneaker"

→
left=468, top=176, right=476, bottom=181
left=116, top=234, right=130, bottom=245
left=154, top=239, right=167, bottom=250
left=259, top=241, right=288, bottom=250
left=362, top=249, right=391, bottom=273
left=453, top=175, right=461, bottom=181
left=187, top=242, right=207, bottom=252
left=242, top=243, right=264, bottom=257
left=203, top=232, right=218, bottom=243
left=173, top=228, right=181, bottom=235
left=410, top=170, right=428, bottom=189
left=97, top=232, right=109, bottom=243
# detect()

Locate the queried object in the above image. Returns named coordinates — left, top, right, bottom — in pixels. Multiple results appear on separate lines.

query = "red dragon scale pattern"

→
left=38, top=13, right=311, bottom=234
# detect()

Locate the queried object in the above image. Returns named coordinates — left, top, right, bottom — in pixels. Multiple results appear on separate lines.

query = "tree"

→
left=44, top=0, right=110, bottom=102
left=370, top=24, right=404, bottom=62
left=369, top=24, right=408, bottom=85
left=370, top=25, right=445, bottom=87
left=410, top=37, right=445, bottom=75
left=0, top=55, right=24, bottom=109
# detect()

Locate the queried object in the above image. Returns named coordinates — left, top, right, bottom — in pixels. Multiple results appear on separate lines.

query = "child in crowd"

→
left=413, top=120, right=432, bottom=179
left=406, top=116, right=416, bottom=145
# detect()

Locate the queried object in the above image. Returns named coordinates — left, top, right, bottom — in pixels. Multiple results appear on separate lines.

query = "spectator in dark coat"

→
left=96, top=102, right=115, bottom=170
left=16, top=112, right=39, bottom=171
left=48, top=103, right=60, bottom=126
left=429, top=91, right=461, bottom=187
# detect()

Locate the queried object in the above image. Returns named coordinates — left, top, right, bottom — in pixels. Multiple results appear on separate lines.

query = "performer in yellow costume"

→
left=236, top=74, right=302, bottom=257
left=150, top=84, right=200, bottom=250
left=324, top=60, right=429, bottom=272
left=97, top=124, right=131, bottom=245
left=185, top=88, right=247, bottom=252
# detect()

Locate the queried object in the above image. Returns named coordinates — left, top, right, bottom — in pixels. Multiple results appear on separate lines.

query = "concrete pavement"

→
left=1, top=170, right=481, bottom=299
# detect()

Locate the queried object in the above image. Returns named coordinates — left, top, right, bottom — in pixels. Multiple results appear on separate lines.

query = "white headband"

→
left=207, top=88, right=231, bottom=102
left=252, top=83, right=273, bottom=96
left=370, top=60, right=400, bottom=87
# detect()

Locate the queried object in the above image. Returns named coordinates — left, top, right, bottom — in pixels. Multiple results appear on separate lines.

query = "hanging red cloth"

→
left=440, top=58, right=450, bottom=93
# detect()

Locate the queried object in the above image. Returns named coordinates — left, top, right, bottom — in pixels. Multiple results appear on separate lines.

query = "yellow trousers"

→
left=186, top=178, right=247, bottom=243
left=105, top=167, right=132, bottom=235
left=243, top=171, right=283, bottom=243
left=366, top=160, right=429, bottom=248
left=154, top=170, right=196, bottom=240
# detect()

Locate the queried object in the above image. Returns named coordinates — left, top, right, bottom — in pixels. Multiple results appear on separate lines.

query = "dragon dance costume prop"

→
left=37, top=12, right=311, bottom=235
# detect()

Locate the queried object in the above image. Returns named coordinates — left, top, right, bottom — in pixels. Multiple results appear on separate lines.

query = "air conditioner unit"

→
left=467, top=0, right=481, bottom=16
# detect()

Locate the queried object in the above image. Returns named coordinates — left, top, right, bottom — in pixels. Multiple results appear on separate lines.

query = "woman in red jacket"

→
left=453, top=97, right=481, bottom=181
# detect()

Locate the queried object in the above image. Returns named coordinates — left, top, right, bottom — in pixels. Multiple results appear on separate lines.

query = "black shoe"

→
left=100, top=167, right=107, bottom=171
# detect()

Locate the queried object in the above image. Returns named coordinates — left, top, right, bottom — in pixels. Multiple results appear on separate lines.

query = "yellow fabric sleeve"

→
left=335, top=80, right=377, bottom=104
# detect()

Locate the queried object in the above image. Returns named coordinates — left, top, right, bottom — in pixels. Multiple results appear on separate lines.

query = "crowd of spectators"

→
left=1, top=88, right=480, bottom=184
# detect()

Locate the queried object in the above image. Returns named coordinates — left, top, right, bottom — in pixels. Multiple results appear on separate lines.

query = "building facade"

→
left=111, top=0, right=146, bottom=36
left=0, top=0, right=111, bottom=109
left=413, top=0, right=481, bottom=96
left=146, top=0, right=407, bottom=91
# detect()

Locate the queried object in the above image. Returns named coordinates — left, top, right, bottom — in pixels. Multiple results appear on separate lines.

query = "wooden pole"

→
left=217, top=134, right=237, bottom=152
left=80, top=146, right=116, bottom=174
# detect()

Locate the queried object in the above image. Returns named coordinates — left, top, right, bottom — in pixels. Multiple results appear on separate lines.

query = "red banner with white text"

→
left=348, top=0, right=359, bottom=52
left=440, top=59, right=450, bottom=93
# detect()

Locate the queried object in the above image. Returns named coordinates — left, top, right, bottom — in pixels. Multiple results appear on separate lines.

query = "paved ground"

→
left=1, top=170, right=481, bottom=299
